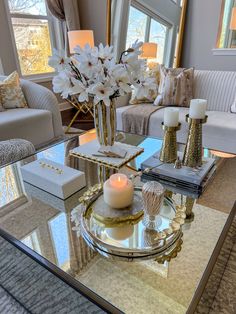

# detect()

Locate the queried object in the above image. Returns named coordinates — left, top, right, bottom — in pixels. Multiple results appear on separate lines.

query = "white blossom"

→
left=70, top=77, right=89, bottom=102
left=49, top=40, right=156, bottom=107
left=133, top=77, right=157, bottom=99
left=48, top=49, right=70, bottom=71
left=52, top=71, right=72, bottom=98
left=91, top=83, right=114, bottom=107
left=93, top=43, right=113, bottom=61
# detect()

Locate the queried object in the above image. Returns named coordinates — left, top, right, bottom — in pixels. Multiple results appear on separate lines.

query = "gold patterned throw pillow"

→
left=0, top=72, right=27, bottom=109
left=154, top=66, right=194, bottom=107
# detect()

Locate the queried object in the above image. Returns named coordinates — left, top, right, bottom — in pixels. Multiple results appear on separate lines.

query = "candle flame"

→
left=110, top=173, right=128, bottom=188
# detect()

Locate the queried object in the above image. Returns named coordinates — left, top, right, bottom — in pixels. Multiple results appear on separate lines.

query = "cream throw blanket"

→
left=121, top=104, right=164, bottom=135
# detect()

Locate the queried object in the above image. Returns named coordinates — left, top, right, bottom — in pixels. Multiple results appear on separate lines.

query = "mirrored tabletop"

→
left=0, top=130, right=235, bottom=313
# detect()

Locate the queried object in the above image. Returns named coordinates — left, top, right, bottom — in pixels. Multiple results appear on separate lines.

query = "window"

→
left=22, top=230, right=42, bottom=254
left=49, top=213, right=70, bottom=271
left=126, top=5, right=169, bottom=63
left=6, top=0, right=57, bottom=76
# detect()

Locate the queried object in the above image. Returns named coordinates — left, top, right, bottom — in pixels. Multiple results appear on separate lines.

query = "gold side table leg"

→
left=98, top=166, right=116, bottom=184
left=185, top=197, right=195, bottom=222
left=165, top=190, right=173, bottom=199
left=65, top=109, right=81, bottom=134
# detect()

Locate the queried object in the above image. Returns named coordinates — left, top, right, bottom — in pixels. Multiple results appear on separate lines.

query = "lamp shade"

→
left=141, top=42, right=158, bottom=59
left=68, top=30, right=94, bottom=53
left=230, top=7, right=236, bottom=30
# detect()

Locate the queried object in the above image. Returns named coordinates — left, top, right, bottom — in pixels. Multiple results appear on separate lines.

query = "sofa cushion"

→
left=194, top=70, right=236, bottom=112
left=0, top=109, right=54, bottom=147
left=117, top=105, right=236, bottom=154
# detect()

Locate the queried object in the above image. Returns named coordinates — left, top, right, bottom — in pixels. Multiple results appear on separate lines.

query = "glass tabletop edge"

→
left=186, top=201, right=236, bottom=314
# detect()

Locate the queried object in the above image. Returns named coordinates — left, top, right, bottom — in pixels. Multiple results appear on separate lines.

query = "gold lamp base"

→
left=183, top=115, right=208, bottom=168
left=159, top=123, right=181, bottom=163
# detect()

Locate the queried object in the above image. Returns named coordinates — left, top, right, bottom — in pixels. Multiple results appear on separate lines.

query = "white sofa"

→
left=116, top=70, right=236, bottom=154
left=0, top=77, right=64, bottom=148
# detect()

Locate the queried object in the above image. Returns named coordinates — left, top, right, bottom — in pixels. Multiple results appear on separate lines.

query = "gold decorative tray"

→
left=76, top=187, right=186, bottom=262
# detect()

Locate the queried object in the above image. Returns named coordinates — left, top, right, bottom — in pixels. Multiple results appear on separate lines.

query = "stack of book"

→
left=141, top=151, right=216, bottom=198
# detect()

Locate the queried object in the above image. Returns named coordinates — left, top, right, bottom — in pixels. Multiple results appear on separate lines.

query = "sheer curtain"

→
left=46, top=0, right=81, bottom=53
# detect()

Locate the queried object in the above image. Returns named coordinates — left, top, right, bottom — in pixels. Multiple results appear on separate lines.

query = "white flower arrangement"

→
left=48, top=41, right=157, bottom=107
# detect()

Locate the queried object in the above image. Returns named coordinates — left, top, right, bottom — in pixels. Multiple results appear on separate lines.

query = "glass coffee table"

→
left=0, top=131, right=235, bottom=314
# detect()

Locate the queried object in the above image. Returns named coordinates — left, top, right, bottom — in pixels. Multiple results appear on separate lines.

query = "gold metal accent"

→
left=65, top=96, right=94, bottom=134
left=81, top=186, right=186, bottom=237
left=216, top=0, right=226, bottom=48
left=165, top=190, right=173, bottom=199
left=183, top=115, right=208, bottom=168
left=92, top=202, right=144, bottom=228
left=106, top=0, right=112, bottom=45
left=185, top=197, right=195, bottom=223
left=95, top=100, right=116, bottom=147
left=79, top=183, right=103, bottom=205
left=155, top=236, right=183, bottom=264
left=39, top=161, right=63, bottom=174
left=98, top=165, right=115, bottom=184
left=159, top=123, right=181, bottom=163
left=175, top=0, right=188, bottom=67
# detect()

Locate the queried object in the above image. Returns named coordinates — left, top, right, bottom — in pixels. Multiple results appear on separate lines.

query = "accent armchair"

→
left=0, top=77, right=64, bottom=149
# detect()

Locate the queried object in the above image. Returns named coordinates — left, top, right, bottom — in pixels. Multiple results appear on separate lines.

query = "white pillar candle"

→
left=164, top=108, right=179, bottom=127
left=103, top=173, right=134, bottom=209
left=189, top=99, right=207, bottom=119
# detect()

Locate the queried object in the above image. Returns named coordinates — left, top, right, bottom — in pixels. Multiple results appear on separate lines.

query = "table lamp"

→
left=68, top=30, right=94, bottom=53
left=140, top=42, right=158, bottom=59
left=230, top=7, right=236, bottom=30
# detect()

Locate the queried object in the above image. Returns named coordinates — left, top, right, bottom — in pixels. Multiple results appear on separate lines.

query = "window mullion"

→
left=10, top=13, right=48, bottom=20
left=145, top=16, right=151, bottom=42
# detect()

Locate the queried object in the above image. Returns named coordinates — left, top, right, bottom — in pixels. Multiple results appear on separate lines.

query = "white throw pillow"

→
left=231, top=96, right=236, bottom=113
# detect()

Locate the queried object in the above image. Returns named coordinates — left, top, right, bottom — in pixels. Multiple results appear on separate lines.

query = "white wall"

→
left=181, top=0, right=236, bottom=71
left=78, top=0, right=107, bottom=46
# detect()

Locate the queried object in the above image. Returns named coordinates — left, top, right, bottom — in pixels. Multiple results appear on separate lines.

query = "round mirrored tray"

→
left=80, top=187, right=185, bottom=261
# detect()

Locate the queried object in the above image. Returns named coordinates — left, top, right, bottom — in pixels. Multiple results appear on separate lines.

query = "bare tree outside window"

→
left=8, top=0, right=47, bottom=15
left=7, top=0, right=53, bottom=75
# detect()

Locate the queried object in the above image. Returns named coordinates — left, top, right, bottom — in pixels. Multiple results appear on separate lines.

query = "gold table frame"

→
left=65, top=96, right=94, bottom=134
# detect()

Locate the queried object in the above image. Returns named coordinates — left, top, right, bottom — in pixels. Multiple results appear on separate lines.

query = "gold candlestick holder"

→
left=183, top=115, right=208, bottom=168
left=159, top=123, right=181, bottom=163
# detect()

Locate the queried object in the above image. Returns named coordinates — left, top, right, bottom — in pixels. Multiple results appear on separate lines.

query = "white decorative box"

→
left=24, top=182, right=85, bottom=212
left=21, top=158, right=86, bottom=199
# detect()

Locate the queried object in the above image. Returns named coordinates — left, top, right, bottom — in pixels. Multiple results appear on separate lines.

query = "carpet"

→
left=0, top=236, right=105, bottom=314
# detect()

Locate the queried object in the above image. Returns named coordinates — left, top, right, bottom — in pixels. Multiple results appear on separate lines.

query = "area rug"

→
left=0, top=236, right=104, bottom=314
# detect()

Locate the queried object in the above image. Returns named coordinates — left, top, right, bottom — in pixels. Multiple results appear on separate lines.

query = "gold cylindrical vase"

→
left=94, top=99, right=116, bottom=146
left=183, top=115, right=208, bottom=168
left=159, top=123, right=181, bottom=163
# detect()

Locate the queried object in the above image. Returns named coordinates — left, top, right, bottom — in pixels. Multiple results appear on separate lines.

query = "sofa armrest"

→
left=20, top=79, right=63, bottom=138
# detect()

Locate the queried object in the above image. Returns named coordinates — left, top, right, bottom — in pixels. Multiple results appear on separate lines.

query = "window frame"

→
left=128, top=1, right=172, bottom=65
left=4, top=0, right=64, bottom=81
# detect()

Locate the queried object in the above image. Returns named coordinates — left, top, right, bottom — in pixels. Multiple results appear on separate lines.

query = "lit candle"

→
left=189, top=99, right=207, bottom=119
left=164, top=108, right=179, bottom=127
left=103, top=173, right=134, bottom=209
